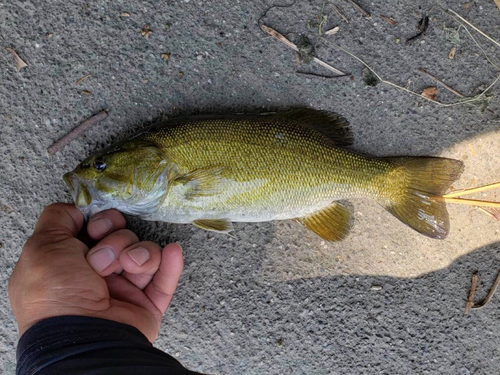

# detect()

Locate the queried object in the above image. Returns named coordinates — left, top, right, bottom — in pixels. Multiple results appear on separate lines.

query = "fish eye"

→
left=93, top=160, right=107, bottom=172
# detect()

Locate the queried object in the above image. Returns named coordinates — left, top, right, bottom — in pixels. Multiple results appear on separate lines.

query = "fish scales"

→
left=64, top=109, right=464, bottom=240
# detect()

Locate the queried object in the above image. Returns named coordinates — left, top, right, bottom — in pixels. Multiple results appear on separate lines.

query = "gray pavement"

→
left=2, top=0, right=500, bottom=373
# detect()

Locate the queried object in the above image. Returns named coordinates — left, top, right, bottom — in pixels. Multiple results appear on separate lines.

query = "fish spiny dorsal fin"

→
left=272, top=108, right=353, bottom=146
left=295, top=201, right=353, bottom=241
left=193, top=219, right=235, bottom=236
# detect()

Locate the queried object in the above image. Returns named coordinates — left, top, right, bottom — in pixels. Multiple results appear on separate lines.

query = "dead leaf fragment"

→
left=160, top=53, right=170, bottom=61
left=141, top=24, right=152, bottom=37
left=120, top=12, right=130, bottom=17
left=325, top=26, right=340, bottom=35
left=449, top=46, right=456, bottom=59
left=81, top=90, right=92, bottom=95
left=422, top=86, right=438, bottom=100
left=5, top=48, right=27, bottom=71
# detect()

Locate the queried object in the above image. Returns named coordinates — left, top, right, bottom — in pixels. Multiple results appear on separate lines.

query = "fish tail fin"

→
left=381, top=157, right=464, bottom=239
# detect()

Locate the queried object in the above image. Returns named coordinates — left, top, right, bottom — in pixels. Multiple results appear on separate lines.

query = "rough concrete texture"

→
left=2, top=0, right=500, bottom=373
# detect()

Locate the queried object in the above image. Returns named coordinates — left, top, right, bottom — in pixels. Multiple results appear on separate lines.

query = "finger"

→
left=120, top=241, right=162, bottom=290
left=104, top=274, right=161, bottom=342
left=86, top=229, right=139, bottom=276
left=144, top=243, right=183, bottom=315
left=27, top=203, right=84, bottom=251
left=87, top=209, right=127, bottom=240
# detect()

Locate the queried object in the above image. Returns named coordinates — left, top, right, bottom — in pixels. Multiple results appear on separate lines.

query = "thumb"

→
left=26, top=203, right=85, bottom=251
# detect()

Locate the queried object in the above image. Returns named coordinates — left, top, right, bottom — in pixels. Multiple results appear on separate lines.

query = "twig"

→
left=324, top=39, right=500, bottom=107
left=495, top=0, right=500, bottom=12
left=75, top=74, right=92, bottom=86
left=260, top=24, right=346, bottom=75
left=296, top=71, right=351, bottom=79
left=47, top=111, right=108, bottom=155
left=443, top=182, right=500, bottom=198
left=471, top=267, right=500, bottom=310
left=380, top=14, right=397, bottom=26
left=446, top=9, right=500, bottom=48
left=465, top=273, right=479, bottom=313
left=440, top=197, right=500, bottom=208
left=417, top=68, right=465, bottom=97
left=346, top=0, right=371, bottom=18
left=332, top=4, right=349, bottom=23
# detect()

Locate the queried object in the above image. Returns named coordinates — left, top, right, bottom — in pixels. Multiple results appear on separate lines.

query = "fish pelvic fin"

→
left=382, top=157, right=464, bottom=239
left=296, top=201, right=353, bottom=242
left=193, top=219, right=235, bottom=237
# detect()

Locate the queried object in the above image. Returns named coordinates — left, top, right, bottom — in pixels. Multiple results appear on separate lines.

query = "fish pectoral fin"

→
left=296, top=201, right=353, bottom=241
left=193, top=219, right=235, bottom=236
left=276, top=108, right=353, bottom=146
left=175, top=167, right=226, bottom=199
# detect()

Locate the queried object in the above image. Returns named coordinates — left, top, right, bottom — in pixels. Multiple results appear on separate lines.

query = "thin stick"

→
left=346, top=0, right=371, bottom=18
left=440, top=197, right=500, bottom=208
left=447, top=9, right=500, bottom=48
left=417, top=68, right=465, bottom=97
left=261, top=25, right=346, bottom=75
left=47, top=111, right=108, bottom=155
left=75, top=74, right=92, bottom=86
left=325, top=40, right=500, bottom=107
left=465, top=273, right=479, bottom=313
left=332, top=4, right=349, bottom=23
left=472, top=267, right=500, bottom=310
left=443, top=182, right=500, bottom=198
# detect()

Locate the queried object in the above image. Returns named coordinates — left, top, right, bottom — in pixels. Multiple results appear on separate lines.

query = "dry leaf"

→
left=141, top=24, right=152, bottom=37
left=449, top=46, right=456, bottom=59
left=324, top=26, right=340, bottom=35
left=422, top=86, right=438, bottom=100
left=81, top=90, right=92, bottom=95
left=5, top=48, right=27, bottom=71
left=120, top=12, right=130, bottom=17
left=160, top=53, right=170, bottom=61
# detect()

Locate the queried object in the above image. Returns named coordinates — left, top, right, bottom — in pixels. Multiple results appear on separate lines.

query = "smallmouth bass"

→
left=64, top=108, right=464, bottom=240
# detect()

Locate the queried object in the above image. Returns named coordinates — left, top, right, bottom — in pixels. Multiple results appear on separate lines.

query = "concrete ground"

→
left=2, top=0, right=500, bottom=373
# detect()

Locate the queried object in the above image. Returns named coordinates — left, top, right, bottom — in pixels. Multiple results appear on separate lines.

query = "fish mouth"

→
left=63, top=172, right=93, bottom=208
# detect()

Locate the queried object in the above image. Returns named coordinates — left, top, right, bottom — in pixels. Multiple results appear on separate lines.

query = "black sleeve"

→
left=16, top=316, right=205, bottom=375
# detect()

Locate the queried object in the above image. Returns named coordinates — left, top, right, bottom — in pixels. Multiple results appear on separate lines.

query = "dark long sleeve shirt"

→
left=16, top=316, right=204, bottom=375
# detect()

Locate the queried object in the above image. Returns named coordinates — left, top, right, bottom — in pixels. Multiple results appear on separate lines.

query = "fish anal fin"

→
left=276, top=108, right=353, bottom=146
left=193, top=219, right=234, bottom=236
left=296, top=201, right=352, bottom=242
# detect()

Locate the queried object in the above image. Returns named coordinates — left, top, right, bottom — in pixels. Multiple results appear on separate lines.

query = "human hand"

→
left=8, top=203, right=183, bottom=342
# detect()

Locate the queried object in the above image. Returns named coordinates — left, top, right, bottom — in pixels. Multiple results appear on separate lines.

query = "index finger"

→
left=30, top=203, right=84, bottom=247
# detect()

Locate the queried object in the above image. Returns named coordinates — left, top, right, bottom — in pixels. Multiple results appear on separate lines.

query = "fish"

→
left=63, top=108, right=464, bottom=241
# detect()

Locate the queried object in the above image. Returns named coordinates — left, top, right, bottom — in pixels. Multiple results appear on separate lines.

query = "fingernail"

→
left=89, top=217, right=112, bottom=237
left=88, top=247, right=116, bottom=272
left=128, top=247, right=150, bottom=266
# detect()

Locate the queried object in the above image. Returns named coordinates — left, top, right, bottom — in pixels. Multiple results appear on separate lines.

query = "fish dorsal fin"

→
left=273, top=108, right=353, bottom=146
left=296, top=201, right=353, bottom=241
left=193, top=219, right=235, bottom=236
left=175, top=167, right=226, bottom=199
